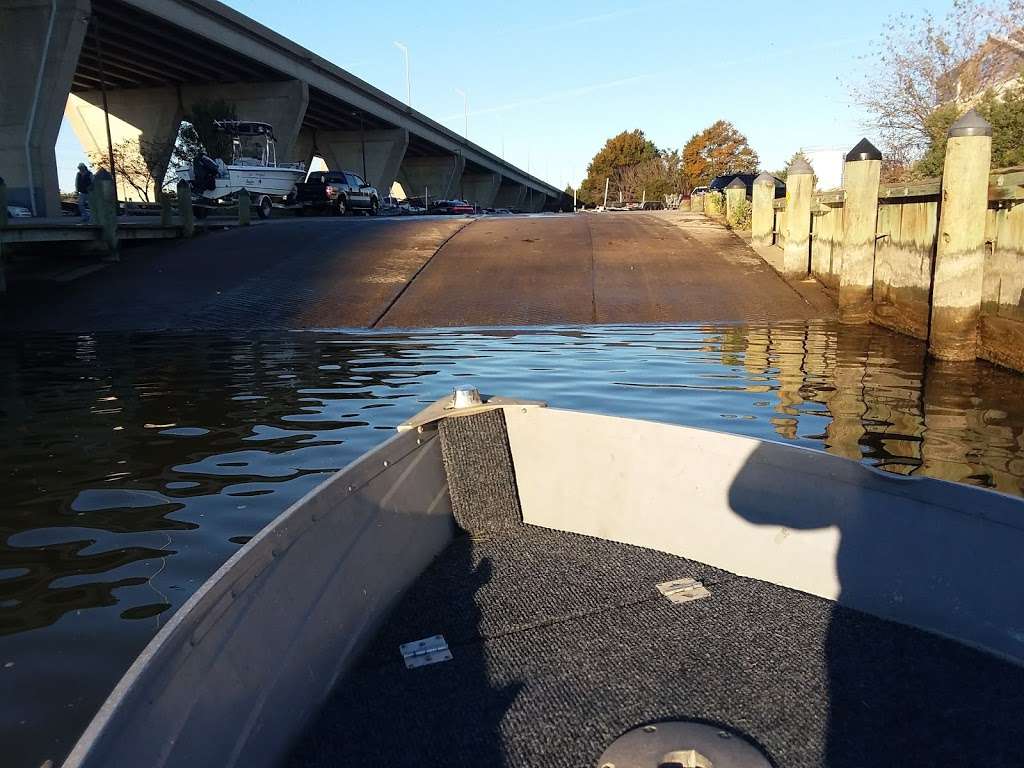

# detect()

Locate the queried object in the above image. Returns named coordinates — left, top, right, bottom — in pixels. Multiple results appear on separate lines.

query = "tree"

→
left=88, top=135, right=168, bottom=203
left=578, top=130, right=659, bottom=204
left=915, top=85, right=1024, bottom=176
left=772, top=150, right=810, bottom=181
left=849, top=0, right=1024, bottom=160
left=681, top=120, right=759, bottom=190
left=173, top=98, right=239, bottom=165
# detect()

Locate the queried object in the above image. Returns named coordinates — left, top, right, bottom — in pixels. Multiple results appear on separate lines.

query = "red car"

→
left=429, top=199, right=474, bottom=215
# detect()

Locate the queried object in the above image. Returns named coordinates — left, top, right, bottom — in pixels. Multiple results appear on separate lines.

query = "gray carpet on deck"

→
left=286, top=524, right=1024, bottom=768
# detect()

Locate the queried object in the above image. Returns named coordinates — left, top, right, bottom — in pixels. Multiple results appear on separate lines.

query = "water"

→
left=3, top=321, right=1024, bottom=766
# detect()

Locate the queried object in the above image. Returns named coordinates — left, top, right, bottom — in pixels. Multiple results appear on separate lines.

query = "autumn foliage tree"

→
left=578, top=130, right=659, bottom=204
left=681, top=120, right=759, bottom=190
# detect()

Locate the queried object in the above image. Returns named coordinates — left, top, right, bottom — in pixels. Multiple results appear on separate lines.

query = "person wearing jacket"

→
left=75, top=163, right=93, bottom=223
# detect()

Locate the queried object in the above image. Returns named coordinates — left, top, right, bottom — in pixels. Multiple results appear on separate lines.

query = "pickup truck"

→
left=291, top=170, right=380, bottom=215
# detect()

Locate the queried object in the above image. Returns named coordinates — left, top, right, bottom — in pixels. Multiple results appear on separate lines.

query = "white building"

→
left=800, top=146, right=846, bottom=191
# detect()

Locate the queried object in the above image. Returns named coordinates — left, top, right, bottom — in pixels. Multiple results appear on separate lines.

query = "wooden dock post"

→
left=177, top=181, right=195, bottom=238
left=160, top=189, right=173, bottom=227
left=238, top=189, right=251, bottom=226
left=929, top=109, right=992, bottom=361
left=837, top=139, right=882, bottom=324
left=782, top=157, right=814, bottom=278
left=95, top=178, right=119, bottom=261
left=0, top=177, right=7, bottom=294
left=751, top=173, right=775, bottom=247
left=725, top=178, right=746, bottom=225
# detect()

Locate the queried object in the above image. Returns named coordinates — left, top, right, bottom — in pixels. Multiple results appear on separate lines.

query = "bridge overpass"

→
left=1, top=0, right=568, bottom=218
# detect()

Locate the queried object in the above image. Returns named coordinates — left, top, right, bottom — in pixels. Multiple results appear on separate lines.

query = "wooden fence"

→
left=752, top=112, right=1024, bottom=373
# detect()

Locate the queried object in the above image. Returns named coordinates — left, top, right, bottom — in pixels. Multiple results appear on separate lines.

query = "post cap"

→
left=845, top=138, right=882, bottom=162
left=787, top=156, right=814, bottom=176
left=753, top=172, right=776, bottom=186
left=948, top=108, right=992, bottom=137
left=725, top=178, right=747, bottom=189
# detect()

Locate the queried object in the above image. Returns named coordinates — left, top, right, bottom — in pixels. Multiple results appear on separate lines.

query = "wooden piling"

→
left=160, top=189, right=173, bottom=227
left=782, top=157, right=814, bottom=278
left=751, top=173, right=775, bottom=247
left=177, top=181, right=195, bottom=238
left=725, top=178, right=746, bottom=226
left=928, top=109, right=992, bottom=361
left=238, top=188, right=251, bottom=226
left=691, top=193, right=704, bottom=213
left=97, top=178, right=119, bottom=260
left=837, top=138, right=882, bottom=324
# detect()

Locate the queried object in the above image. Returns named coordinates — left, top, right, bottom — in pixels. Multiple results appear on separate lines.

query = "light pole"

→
left=454, top=88, right=468, bottom=138
left=393, top=41, right=410, bottom=107
left=353, top=111, right=367, bottom=181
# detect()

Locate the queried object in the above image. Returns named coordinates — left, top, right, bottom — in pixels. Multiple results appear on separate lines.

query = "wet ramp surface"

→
left=1, top=213, right=828, bottom=332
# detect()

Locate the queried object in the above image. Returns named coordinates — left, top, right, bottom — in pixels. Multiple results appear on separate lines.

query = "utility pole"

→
left=572, top=186, right=577, bottom=211
left=603, top=177, right=609, bottom=209
left=393, top=42, right=411, bottom=107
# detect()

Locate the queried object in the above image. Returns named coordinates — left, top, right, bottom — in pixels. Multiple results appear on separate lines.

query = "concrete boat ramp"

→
left=0, top=212, right=834, bottom=332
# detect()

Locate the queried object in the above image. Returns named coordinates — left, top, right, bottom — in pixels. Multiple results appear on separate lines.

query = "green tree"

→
left=772, top=150, right=809, bottom=181
left=173, top=98, right=239, bottom=165
left=579, top=129, right=659, bottom=204
left=914, top=85, right=1024, bottom=176
left=681, top=120, right=759, bottom=190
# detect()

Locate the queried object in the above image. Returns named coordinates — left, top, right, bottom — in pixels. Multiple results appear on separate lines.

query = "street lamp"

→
left=352, top=111, right=367, bottom=181
left=454, top=88, right=468, bottom=138
left=393, top=41, right=410, bottom=107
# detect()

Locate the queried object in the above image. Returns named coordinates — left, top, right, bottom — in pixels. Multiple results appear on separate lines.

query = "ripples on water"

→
left=2, top=322, right=1024, bottom=766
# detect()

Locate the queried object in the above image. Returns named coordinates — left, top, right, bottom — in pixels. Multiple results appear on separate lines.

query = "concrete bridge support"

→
left=460, top=171, right=501, bottom=208
left=397, top=154, right=465, bottom=203
left=65, top=87, right=182, bottom=202
left=494, top=180, right=527, bottom=210
left=522, top=188, right=547, bottom=213
left=1, top=0, right=90, bottom=216
left=313, top=128, right=408, bottom=192
left=179, top=80, right=309, bottom=165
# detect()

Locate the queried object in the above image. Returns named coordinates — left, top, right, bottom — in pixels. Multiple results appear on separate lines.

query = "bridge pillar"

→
left=180, top=80, right=309, bottom=166
left=65, top=87, right=183, bottom=202
left=0, top=0, right=90, bottom=216
left=494, top=179, right=526, bottom=210
left=315, top=128, right=408, bottom=193
left=460, top=171, right=501, bottom=208
left=522, top=188, right=546, bottom=213
left=397, top=153, right=465, bottom=202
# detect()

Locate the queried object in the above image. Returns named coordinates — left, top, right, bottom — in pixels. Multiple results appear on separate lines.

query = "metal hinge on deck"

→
left=656, top=578, right=710, bottom=604
left=399, top=635, right=452, bottom=669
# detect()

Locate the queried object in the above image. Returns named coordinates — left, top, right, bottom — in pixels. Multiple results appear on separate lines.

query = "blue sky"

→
left=56, top=0, right=947, bottom=192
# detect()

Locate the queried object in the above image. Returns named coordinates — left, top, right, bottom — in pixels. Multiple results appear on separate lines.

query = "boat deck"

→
left=286, top=524, right=1024, bottom=767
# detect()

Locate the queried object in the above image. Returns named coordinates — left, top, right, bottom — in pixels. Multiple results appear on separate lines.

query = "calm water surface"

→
left=3, top=322, right=1024, bottom=766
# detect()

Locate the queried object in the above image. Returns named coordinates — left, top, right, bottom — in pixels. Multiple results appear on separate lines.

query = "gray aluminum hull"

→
left=62, top=396, right=1024, bottom=768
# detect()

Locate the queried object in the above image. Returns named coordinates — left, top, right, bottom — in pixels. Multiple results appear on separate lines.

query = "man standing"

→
left=75, top=163, right=93, bottom=223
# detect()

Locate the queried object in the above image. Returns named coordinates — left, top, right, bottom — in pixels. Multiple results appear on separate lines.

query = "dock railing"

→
left=750, top=110, right=1024, bottom=373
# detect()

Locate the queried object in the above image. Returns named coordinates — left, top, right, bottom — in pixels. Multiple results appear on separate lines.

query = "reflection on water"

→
left=1, top=322, right=1024, bottom=766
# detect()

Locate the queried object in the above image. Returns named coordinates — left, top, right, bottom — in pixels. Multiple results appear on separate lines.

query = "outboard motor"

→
left=192, top=154, right=220, bottom=192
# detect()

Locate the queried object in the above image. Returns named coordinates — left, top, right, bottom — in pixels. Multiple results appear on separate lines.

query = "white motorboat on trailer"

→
left=175, top=121, right=306, bottom=218
left=62, top=389, right=1024, bottom=768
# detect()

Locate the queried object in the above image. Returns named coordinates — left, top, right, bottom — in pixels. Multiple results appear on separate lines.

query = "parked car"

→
left=6, top=204, right=32, bottom=218
left=690, top=186, right=710, bottom=197
left=429, top=199, right=474, bottom=215
left=707, top=173, right=786, bottom=198
left=291, top=170, right=380, bottom=215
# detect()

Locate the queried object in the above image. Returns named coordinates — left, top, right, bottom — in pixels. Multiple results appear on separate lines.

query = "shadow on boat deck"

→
left=729, top=442, right=1024, bottom=766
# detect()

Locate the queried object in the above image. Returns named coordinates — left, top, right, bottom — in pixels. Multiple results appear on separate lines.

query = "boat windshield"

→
left=232, top=134, right=277, bottom=167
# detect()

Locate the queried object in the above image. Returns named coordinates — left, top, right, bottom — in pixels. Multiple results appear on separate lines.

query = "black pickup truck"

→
left=291, top=170, right=380, bottom=215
